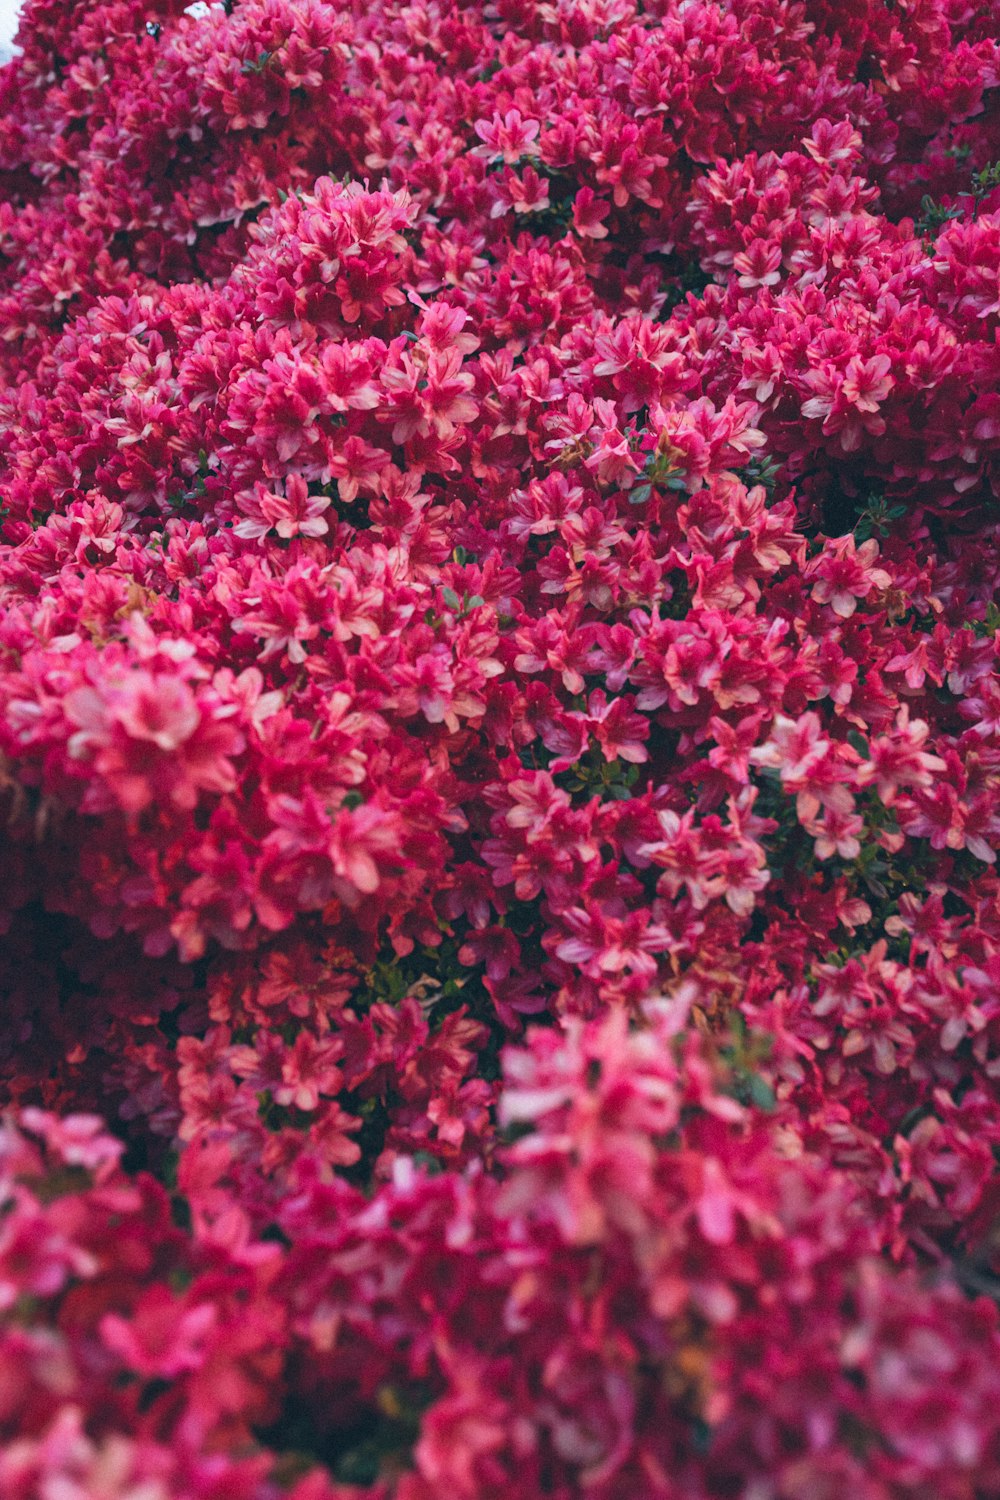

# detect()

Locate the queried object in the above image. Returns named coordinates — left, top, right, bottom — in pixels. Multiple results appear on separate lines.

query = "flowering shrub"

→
left=3, top=0, right=1000, bottom=1490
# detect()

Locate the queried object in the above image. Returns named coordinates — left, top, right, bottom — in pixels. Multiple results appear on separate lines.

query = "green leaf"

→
left=747, top=1074, right=777, bottom=1111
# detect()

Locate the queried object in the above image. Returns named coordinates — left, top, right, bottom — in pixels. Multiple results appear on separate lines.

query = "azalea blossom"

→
left=1, top=1, right=1000, bottom=1494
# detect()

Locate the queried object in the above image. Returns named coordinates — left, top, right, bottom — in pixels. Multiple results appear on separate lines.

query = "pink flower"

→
left=808, top=536, right=892, bottom=618
left=101, top=1288, right=218, bottom=1378
left=749, top=712, right=831, bottom=785
left=733, top=238, right=782, bottom=289
left=579, top=689, right=649, bottom=764
left=808, top=804, right=864, bottom=861
left=842, top=353, right=893, bottom=413
left=235, top=475, right=331, bottom=540
left=857, top=707, right=947, bottom=805
left=802, top=355, right=894, bottom=450
left=64, top=669, right=244, bottom=815
left=572, top=187, right=611, bottom=240
left=274, top=1032, right=343, bottom=1112
left=473, top=109, right=541, bottom=164
left=555, top=905, right=671, bottom=978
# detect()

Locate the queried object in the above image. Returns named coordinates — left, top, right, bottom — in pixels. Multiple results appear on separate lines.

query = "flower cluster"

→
left=3, top=0, right=1000, bottom=1491
left=6, top=1012, right=1000, bottom=1499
